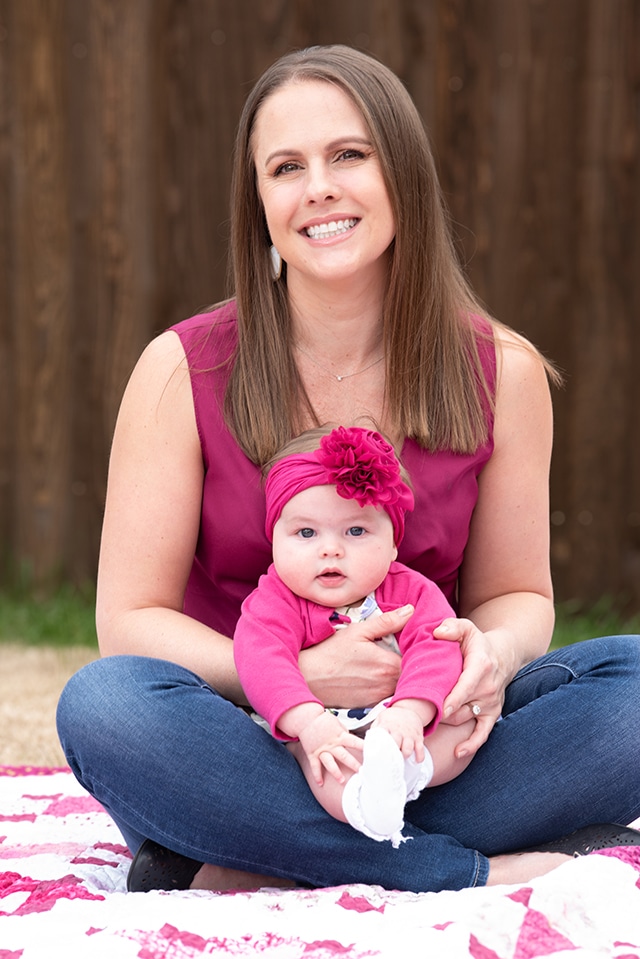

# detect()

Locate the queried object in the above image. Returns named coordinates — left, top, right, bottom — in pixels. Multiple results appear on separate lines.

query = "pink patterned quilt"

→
left=1, top=766, right=640, bottom=958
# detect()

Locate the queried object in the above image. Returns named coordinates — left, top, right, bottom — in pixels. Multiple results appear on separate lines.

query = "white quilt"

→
left=1, top=766, right=640, bottom=958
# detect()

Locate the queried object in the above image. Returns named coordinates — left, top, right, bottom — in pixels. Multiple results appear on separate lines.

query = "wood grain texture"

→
left=1, top=0, right=638, bottom=608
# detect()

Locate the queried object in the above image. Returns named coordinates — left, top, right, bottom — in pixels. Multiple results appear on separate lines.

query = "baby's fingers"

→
left=308, top=754, right=325, bottom=787
left=318, top=748, right=360, bottom=784
left=336, top=745, right=363, bottom=775
left=396, top=733, right=424, bottom=762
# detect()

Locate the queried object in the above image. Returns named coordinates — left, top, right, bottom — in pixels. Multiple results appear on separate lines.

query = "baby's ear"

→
left=392, top=546, right=398, bottom=562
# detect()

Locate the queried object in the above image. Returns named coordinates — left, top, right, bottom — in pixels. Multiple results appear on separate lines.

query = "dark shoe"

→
left=524, top=822, right=640, bottom=857
left=127, top=838, right=203, bottom=892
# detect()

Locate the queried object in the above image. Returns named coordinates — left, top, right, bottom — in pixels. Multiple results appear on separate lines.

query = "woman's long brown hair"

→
left=225, top=45, right=556, bottom=465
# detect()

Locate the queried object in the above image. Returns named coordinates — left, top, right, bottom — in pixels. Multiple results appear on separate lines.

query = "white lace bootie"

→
left=404, top=749, right=434, bottom=801
left=342, top=727, right=407, bottom=847
left=342, top=727, right=435, bottom=847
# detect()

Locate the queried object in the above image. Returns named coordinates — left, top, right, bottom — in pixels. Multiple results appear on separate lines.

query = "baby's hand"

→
left=372, top=705, right=426, bottom=762
left=298, top=711, right=364, bottom=786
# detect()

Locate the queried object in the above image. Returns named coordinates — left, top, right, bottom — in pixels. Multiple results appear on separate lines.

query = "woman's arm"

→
left=96, top=331, right=245, bottom=701
left=437, top=328, right=556, bottom=753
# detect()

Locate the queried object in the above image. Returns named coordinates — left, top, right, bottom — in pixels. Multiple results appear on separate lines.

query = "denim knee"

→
left=504, top=634, right=640, bottom=716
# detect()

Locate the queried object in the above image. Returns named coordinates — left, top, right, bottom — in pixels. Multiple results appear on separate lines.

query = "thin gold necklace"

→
left=294, top=343, right=385, bottom=382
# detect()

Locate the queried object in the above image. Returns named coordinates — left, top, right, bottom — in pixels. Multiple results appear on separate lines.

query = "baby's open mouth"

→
left=318, top=570, right=345, bottom=583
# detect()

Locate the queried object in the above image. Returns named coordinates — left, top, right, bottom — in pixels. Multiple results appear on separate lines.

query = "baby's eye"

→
left=348, top=527, right=366, bottom=537
left=297, top=528, right=315, bottom=539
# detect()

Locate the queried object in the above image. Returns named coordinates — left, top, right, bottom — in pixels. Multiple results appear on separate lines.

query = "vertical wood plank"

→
left=11, top=0, right=73, bottom=585
left=0, top=0, right=13, bottom=574
left=66, top=0, right=155, bottom=581
left=568, top=0, right=640, bottom=606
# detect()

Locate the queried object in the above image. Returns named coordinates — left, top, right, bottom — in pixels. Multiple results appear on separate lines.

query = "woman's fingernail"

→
left=399, top=604, right=413, bottom=616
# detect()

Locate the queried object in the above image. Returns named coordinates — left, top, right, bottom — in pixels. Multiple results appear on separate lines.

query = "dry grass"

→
left=0, top=643, right=98, bottom=766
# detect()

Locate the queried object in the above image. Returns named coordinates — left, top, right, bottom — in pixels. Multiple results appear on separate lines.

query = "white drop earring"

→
left=270, top=245, right=282, bottom=281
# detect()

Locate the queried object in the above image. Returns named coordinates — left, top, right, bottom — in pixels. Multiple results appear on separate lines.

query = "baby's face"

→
left=271, top=484, right=397, bottom=608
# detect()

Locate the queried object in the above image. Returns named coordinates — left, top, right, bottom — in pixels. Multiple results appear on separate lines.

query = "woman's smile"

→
left=303, top=217, right=359, bottom=240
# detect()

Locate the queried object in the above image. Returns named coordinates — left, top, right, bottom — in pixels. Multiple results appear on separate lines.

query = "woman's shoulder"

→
left=469, top=312, right=547, bottom=360
left=491, top=322, right=557, bottom=393
left=128, top=299, right=239, bottom=392
left=488, top=323, right=555, bottom=463
left=470, top=315, right=559, bottom=410
left=171, top=298, right=238, bottom=332
left=170, top=299, right=239, bottom=365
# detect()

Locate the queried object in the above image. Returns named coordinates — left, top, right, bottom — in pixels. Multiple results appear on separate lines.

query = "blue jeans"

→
left=56, top=636, right=640, bottom=893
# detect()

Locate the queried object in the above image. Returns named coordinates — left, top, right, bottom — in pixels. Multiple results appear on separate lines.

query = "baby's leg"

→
left=289, top=725, right=462, bottom=848
left=288, top=732, right=411, bottom=847
left=424, top=718, right=477, bottom=786
left=285, top=740, right=354, bottom=823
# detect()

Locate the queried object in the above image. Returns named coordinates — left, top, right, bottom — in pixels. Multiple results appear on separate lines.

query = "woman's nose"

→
left=305, top=161, right=339, bottom=203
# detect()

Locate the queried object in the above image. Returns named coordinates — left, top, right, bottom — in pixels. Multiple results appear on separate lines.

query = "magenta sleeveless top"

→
left=171, top=301, right=495, bottom=638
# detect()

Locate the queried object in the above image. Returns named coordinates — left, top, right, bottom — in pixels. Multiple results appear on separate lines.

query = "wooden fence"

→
left=1, top=0, right=639, bottom=610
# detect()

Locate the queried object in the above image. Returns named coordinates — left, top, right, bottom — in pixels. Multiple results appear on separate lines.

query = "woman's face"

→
left=252, top=80, right=396, bottom=292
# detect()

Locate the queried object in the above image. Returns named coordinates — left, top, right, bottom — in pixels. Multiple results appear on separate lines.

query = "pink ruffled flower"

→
left=319, top=427, right=403, bottom=507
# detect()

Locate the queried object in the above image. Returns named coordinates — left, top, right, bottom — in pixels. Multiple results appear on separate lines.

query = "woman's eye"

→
left=298, top=528, right=315, bottom=538
left=338, top=149, right=366, bottom=162
left=348, top=527, right=365, bottom=537
left=274, top=161, right=300, bottom=176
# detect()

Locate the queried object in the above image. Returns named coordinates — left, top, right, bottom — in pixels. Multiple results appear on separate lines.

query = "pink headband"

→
left=264, top=427, right=414, bottom=545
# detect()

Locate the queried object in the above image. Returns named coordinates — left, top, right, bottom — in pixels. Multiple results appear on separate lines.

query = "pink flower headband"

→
left=264, top=427, right=414, bottom=545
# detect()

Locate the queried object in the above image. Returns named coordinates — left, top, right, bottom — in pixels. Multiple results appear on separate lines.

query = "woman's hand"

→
left=435, top=617, right=510, bottom=759
left=299, top=606, right=413, bottom=708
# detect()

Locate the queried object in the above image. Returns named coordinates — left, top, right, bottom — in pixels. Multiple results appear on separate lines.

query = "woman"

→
left=57, top=45, right=640, bottom=894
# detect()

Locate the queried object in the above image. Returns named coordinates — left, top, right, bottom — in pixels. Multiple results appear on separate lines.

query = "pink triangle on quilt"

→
left=514, top=908, right=578, bottom=958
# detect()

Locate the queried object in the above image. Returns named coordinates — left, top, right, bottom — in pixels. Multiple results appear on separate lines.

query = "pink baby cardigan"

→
left=234, top=561, right=462, bottom=739
left=171, top=301, right=495, bottom=639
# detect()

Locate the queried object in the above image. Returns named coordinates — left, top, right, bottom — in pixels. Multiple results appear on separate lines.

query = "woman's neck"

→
left=288, top=277, right=385, bottom=367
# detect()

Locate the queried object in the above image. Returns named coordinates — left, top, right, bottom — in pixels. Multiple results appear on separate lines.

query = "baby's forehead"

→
left=281, top=484, right=390, bottom=524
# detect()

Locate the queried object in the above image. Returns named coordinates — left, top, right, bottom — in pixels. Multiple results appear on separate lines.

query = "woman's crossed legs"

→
left=57, top=635, right=640, bottom=893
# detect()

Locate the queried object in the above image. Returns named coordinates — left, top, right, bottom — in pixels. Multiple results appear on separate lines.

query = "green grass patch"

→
left=0, top=584, right=98, bottom=648
left=551, top=598, right=640, bottom=649
left=1, top=585, right=638, bottom=651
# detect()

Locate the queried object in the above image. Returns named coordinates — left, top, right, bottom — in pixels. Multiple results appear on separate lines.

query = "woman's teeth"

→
left=305, top=218, right=357, bottom=239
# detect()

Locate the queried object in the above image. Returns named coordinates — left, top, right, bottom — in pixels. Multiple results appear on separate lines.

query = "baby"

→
left=234, top=426, right=476, bottom=846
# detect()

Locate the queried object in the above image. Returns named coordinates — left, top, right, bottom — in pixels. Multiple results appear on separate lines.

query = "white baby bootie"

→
left=342, top=726, right=406, bottom=846
left=404, top=748, right=434, bottom=801
left=342, top=727, right=433, bottom=848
